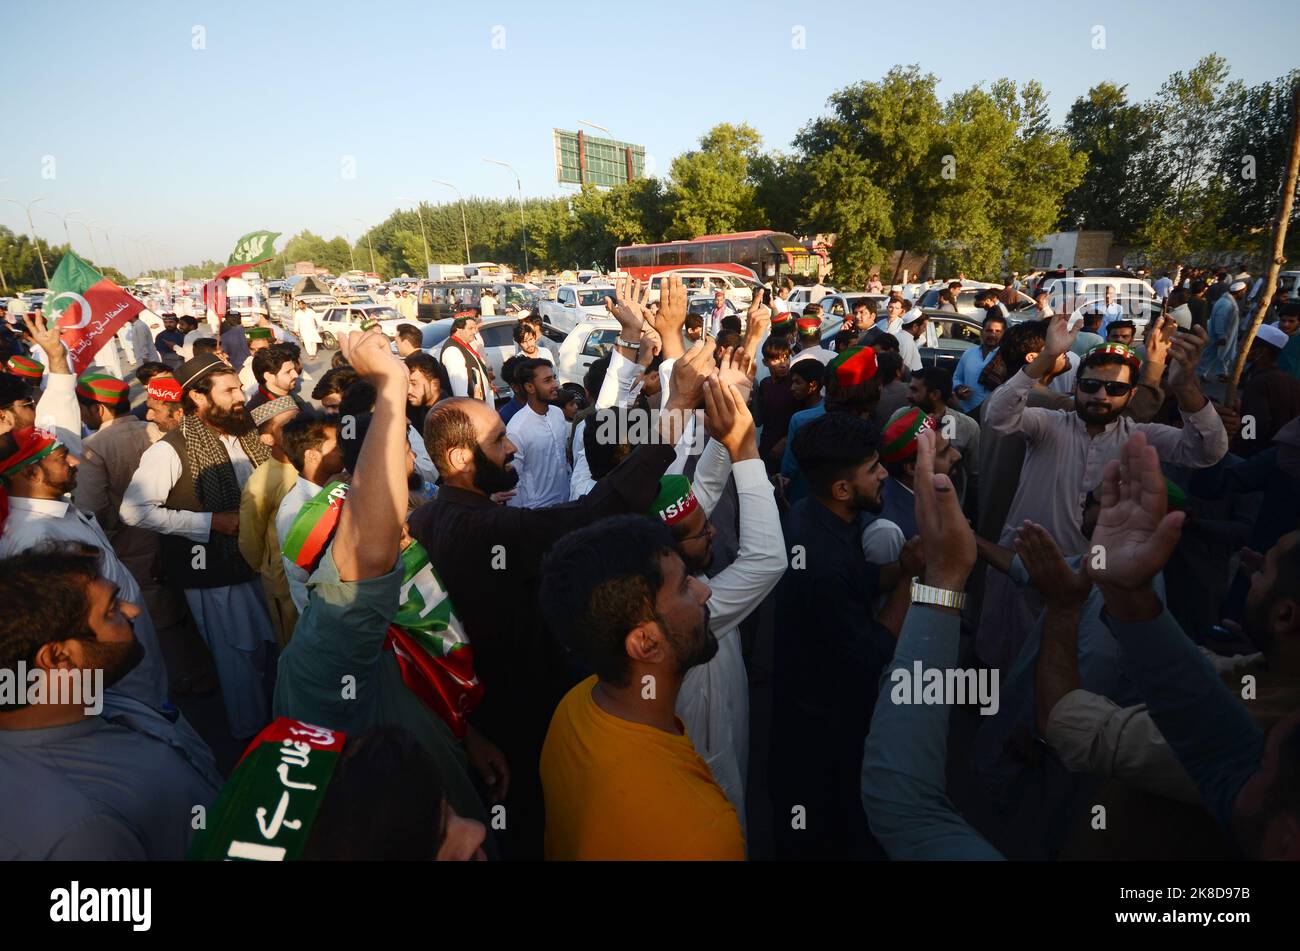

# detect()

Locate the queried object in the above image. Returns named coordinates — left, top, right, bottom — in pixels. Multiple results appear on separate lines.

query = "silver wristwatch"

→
left=910, top=577, right=966, bottom=610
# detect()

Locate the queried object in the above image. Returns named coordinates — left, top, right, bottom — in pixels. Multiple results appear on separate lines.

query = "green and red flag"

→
left=44, top=251, right=145, bottom=374
left=216, top=229, right=281, bottom=281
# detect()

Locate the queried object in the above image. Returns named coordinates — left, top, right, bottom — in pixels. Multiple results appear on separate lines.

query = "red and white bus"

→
left=614, top=230, right=809, bottom=282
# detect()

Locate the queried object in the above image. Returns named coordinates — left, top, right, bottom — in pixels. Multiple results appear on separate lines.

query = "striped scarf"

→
left=180, top=412, right=269, bottom=564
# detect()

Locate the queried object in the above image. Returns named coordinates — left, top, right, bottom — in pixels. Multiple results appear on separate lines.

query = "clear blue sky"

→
left=1, top=0, right=1295, bottom=268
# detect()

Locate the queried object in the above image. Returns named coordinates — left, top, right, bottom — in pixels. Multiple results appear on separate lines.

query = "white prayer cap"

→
left=1256, top=324, right=1289, bottom=350
left=900, top=309, right=926, bottom=325
left=1230, top=280, right=1248, bottom=292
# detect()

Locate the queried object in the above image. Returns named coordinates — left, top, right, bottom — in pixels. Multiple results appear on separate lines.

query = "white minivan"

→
left=1039, top=277, right=1160, bottom=317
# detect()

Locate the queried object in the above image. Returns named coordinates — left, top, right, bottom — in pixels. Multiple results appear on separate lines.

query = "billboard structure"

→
left=553, top=129, right=646, bottom=187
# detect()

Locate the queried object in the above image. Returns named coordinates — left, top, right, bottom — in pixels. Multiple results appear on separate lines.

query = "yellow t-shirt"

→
left=541, top=676, right=745, bottom=860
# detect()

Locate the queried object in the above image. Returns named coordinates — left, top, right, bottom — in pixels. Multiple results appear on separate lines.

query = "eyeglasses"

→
left=1, top=398, right=35, bottom=412
left=1077, top=378, right=1135, bottom=396
left=679, top=523, right=713, bottom=543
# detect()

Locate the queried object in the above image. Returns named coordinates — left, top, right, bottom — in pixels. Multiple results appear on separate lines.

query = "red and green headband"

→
left=829, top=346, right=877, bottom=386
left=188, top=718, right=346, bottom=861
left=1085, top=342, right=1141, bottom=372
left=649, top=474, right=699, bottom=526
left=0, top=427, right=62, bottom=478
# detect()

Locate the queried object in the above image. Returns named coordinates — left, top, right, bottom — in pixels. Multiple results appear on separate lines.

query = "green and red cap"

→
left=796, top=316, right=821, bottom=334
left=75, top=373, right=129, bottom=404
left=281, top=480, right=350, bottom=572
left=649, top=474, right=699, bottom=525
left=880, top=406, right=938, bottom=463
left=1, top=427, right=62, bottom=478
left=771, top=310, right=793, bottom=326
left=5, top=355, right=43, bottom=381
left=828, top=346, right=878, bottom=386
left=1085, top=342, right=1141, bottom=373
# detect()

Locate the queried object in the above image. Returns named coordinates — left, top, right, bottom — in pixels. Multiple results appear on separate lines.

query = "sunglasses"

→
left=1078, top=378, right=1135, bottom=397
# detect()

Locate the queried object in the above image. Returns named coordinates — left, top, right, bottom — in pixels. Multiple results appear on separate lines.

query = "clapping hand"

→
left=913, top=428, right=976, bottom=593
left=1014, top=520, right=1090, bottom=610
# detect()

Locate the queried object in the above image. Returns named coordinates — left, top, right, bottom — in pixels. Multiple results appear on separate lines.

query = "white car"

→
left=540, top=283, right=616, bottom=333
left=556, top=318, right=623, bottom=387
left=318, top=304, right=408, bottom=348
left=1039, top=276, right=1160, bottom=316
left=646, top=269, right=762, bottom=309
left=787, top=285, right=836, bottom=307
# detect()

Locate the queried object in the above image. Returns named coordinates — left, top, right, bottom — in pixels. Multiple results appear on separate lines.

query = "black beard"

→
left=853, top=487, right=885, bottom=515
left=1076, top=402, right=1123, bottom=426
left=204, top=403, right=254, bottom=436
left=85, top=627, right=145, bottom=691
left=472, top=444, right=519, bottom=495
left=672, top=604, right=717, bottom=674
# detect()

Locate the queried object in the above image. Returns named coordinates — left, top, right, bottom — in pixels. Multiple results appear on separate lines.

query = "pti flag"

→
left=45, top=251, right=144, bottom=374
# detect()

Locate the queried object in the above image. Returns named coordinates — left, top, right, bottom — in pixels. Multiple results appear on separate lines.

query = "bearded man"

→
left=121, top=354, right=278, bottom=741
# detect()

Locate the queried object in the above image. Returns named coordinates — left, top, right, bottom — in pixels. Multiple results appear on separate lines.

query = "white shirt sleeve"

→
left=119, top=439, right=213, bottom=541
left=700, top=459, right=786, bottom=635
left=442, top=346, right=470, bottom=397
left=597, top=349, right=641, bottom=409
left=32, top=372, right=85, bottom=459
left=407, top=422, right=438, bottom=484
left=862, top=517, right=906, bottom=565
left=569, top=418, right=595, bottom=500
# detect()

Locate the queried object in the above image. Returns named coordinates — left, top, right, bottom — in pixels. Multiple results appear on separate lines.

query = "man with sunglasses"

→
left=978, top=312, right=1228, bottom=668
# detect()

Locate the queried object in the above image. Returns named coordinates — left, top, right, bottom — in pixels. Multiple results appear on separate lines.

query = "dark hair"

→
left=824, top=375, right=882, bottom=417
left=338, top=411, right=372, bottom=473
left=405, top=352, right=449, bottom=396
left=1280, top=301, right=1300, bottom=319
left=874, top=351, right=904, bottom=383
left=252, top=343, right=296, bottom=389
left=872, top=332, right=900, bottom=353
left=558, top=382, right=586, bottom=410
left=134, top=361, right=171, bottom=385
left=178, top=315, right=198, bottom=329
left=684, top=313, right=704, bottom=332
left=339, top=380, right=376, bottom=418
left=720, top=314, right=742, bottom=334
left=312, top=366, right=359, bottom=401
left=833, top=329, right=858, bottom=351
left=1106, top=320, right=1136, bottom=336
left=0, top=373, right=33, bottom=408
left=302, top=726, right=448, bottom=860
left=715, top=330, right=742, bottom=352
left=801, top=303, right=822, bottom=318
left=912, top=366, right=953, bottom=404
left=762, top=337, right=792, bottom=360
left=0, top=543, right=101, bottom=704
left=539, top=514, right=675, bottom=687
left=282, top=410, right=336, bottom=472
left=998, top=318, right=1049, bottom=375
left=395, top=324, right=423, bottom=349
left=77, top=390, right=131, bottom=418
left=511, top=320, right=538, bottom=345
left=791, top=413, right=881, bottom=499
left=192, top=337, right=220, bottom=358
left=423, top=401, right=480, bottom=478
left=182, top=368, right=240, bottom=415
left=517, top=358, right=552, bottom=393
left=452, top=315, right=478, bottom=331
left=331, top=350, right=351, bottom=369
left=981, top=311, right=1007, bottom=330
left=789, top=359, right=825, bottom=387
left=1078, top=349, right=1136, bottom=382
left=582, top=355, right=611, bottom=402
left=500, top=354, right=528, bottom=389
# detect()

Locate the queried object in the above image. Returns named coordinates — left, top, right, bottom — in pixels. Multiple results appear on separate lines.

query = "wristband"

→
left=616, top=336, right=641, bottom=351
left=910, top=577, right=966, bottom=610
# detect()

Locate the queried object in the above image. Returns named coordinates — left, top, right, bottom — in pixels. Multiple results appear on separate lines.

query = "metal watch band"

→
left=910, top=577, right=967, bottom=610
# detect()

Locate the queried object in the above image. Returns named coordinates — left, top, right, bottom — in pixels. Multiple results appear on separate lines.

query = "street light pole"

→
left=1, top=197, right=50, bottom=285
left=397, top=195, right=431, bottom=277
left=432, top=179, right=471, bottom=266
left=352, top=218, right=377, bottom=275
left=333, top=225, right=356, bottom=271
left=484, top=159, right=528, bottom=277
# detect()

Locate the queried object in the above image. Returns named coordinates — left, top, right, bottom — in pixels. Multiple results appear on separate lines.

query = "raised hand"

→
left=653, top=275, right=688, bottom=359
left=609, top=273, right=647, bottom=343
left=342, top=327, right=409, bottom=397
left=743, top=295, right=771, bottom=359
left=1167, top=324, right=1208, bottom=391
left=715, top=345, right=756, bottom=405
left=1013, top=520, right=1091, bottom=609
left=1086, top=432, right=1185, bottom=617
left=666, top=337, right=716, bottom=411
left=702, top=376, right=758, bottom=462
left=1045, top=310, right=1078, bottom=357
left=913, top=427, right=976, bottom=593
left=24, top=309, right=69, bottom=374
left=1143, top=314, right=1177, bottom=367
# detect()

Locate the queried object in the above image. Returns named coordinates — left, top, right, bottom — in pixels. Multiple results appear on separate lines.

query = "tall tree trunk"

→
left=1226, top=82, right=1300, bottom=405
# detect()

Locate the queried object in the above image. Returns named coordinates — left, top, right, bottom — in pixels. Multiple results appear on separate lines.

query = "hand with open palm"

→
left=1085, top=432, right=1185, bottom=620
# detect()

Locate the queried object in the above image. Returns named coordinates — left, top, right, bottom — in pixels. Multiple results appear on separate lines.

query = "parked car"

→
left=815, top=292, right=891, bottom=323
left=917, top=284, right=1035, bottom=317
left=540, top=283, right=616, bottom=333
left=556, top=318, right=622, bottom=386
left=1039, top=276, right=1160, bottom=316
left=687, top=294, right=740, bottom=320
left=787, top=285, right=836, bottom=307
left=645, top=269, right=762, bottom=309
left=317, top=304, right=406, bottom=348
left=416, top=281, right=535, bottom=323
left=821, top=311, right=983, bottom=374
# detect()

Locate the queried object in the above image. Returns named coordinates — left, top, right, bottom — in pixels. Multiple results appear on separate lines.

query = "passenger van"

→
left=416, top=281, right=536, bottom=322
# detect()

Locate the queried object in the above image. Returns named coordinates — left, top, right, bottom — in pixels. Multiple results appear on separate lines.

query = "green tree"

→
left=665, top=123, right=764, bottom=238
left=1058, top=82, right=1159, bottom=241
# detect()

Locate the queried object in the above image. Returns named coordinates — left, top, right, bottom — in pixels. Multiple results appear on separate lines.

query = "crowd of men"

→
left=0, top=262, right=1297, bottom=862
